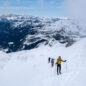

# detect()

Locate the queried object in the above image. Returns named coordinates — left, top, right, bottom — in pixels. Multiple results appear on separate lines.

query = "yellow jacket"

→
left=56, top=57, right=64, bottom=64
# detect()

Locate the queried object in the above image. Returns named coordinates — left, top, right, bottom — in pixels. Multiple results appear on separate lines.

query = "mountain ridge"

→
left=0, top=14, right=85, bottom=53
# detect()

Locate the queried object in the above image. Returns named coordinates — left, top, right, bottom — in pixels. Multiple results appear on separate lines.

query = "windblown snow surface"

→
left=0, top=38, right=86, bottom=86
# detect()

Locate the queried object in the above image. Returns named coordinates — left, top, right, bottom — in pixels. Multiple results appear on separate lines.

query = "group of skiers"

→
left=48, top=57, right=55, bottom=67
left=48, top=56, right=67, bottom=75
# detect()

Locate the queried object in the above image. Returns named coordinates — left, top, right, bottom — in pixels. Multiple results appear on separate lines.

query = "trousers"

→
left=57, top=64, right=61, bottom=74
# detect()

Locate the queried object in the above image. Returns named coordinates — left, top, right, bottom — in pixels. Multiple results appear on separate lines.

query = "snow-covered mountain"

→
left=0, top=38, right=86, bottom=86
left=0, top=14, right=85, bottom=53
left=0, top=14, right=86, bottom=86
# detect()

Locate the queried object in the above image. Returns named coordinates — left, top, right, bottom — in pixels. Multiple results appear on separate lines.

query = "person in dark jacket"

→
left=51, top=58, right=55, bottom=67
left=48, top=57, right=51, bottom=63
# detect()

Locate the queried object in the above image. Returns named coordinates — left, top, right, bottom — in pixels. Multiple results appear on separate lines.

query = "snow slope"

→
left=0, top=38, right=86, bottom=86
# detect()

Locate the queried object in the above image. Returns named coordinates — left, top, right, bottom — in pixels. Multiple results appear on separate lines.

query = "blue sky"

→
left=0, top=0, right=65, bottom=17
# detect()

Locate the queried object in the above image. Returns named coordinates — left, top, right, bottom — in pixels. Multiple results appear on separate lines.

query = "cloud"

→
left=38, top=0, right=44, bottom=9
left=62, top=0, right=86, bottom=28
left=0, top=6, right=35, bottom=10
left=39, top=0, right=44, bottom=3
left=0, top=1, right=35, bottom=11
left=3, top=1, right=10, bottom=7
left=64, top=0, right=86, bottom=23
left=49, top=1, right=55, bottom=5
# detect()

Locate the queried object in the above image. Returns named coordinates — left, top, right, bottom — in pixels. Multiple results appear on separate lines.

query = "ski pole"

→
left=66, top=61, right=67, bottom=72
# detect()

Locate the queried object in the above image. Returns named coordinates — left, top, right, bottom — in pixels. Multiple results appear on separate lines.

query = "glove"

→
left=64, top=60, right=67, bottom=62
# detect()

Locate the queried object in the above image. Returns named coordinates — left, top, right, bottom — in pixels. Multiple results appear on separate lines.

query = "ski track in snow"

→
left=0, top=38, right=86, bottom=86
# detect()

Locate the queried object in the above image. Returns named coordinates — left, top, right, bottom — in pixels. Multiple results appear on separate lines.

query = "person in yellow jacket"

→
left=56, top=56, right=66, bottom=75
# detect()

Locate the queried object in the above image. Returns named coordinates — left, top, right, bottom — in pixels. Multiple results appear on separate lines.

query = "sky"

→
left=0, top=0, right=65, bottom=17
left=0, top=0, right=86, bottom=26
